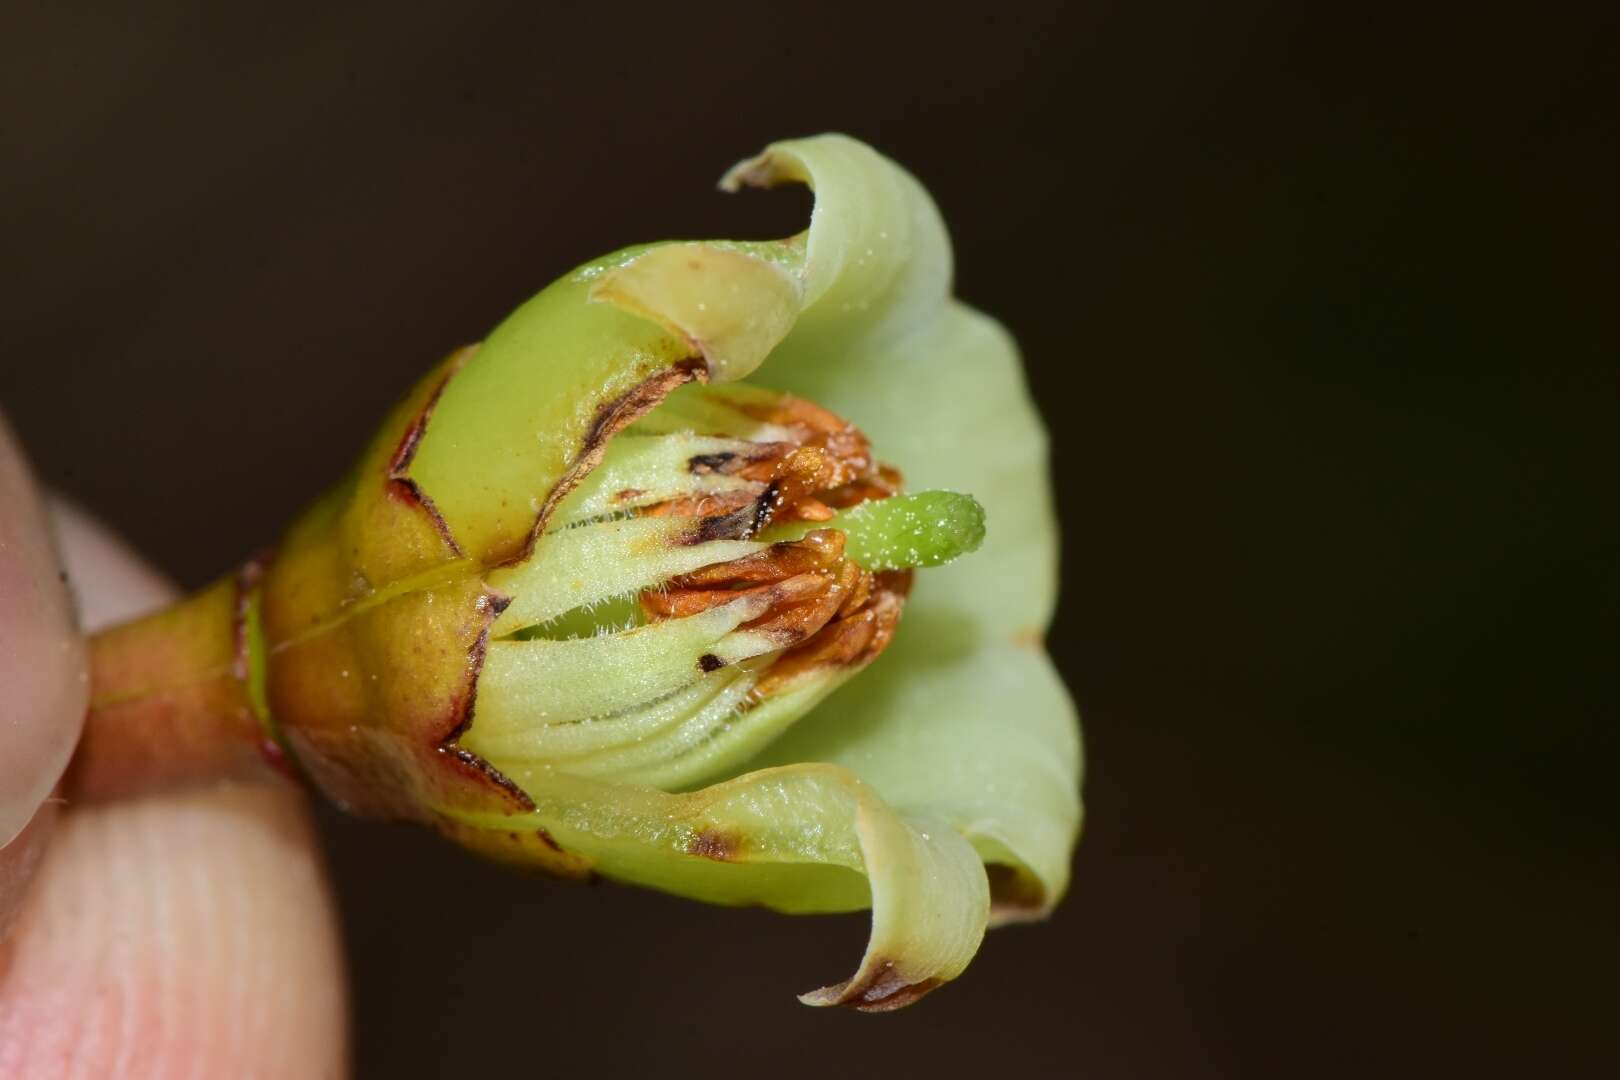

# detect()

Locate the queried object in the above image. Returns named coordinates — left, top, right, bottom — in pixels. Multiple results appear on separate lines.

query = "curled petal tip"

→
left=589, top=243, right=801, bottom=384
left=719, top=141, right=811, bottom=193
left=799, top=961, right=945, bottom=1012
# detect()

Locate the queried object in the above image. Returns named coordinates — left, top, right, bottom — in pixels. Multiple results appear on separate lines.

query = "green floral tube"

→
left=74, top=135, right=1082, bottom=1010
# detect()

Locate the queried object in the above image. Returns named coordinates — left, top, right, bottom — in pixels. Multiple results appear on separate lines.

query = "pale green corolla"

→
left=413, top=135, right=1082, bottom=1009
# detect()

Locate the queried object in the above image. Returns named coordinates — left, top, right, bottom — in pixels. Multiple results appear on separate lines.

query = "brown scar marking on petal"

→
left=387, top=374, right=446, bottom=477
left=511, top=355, right=708, bottom=566
left=809, top=959, right=944, bottom=1012
left=852, top=976, right=944, bottom=1012
left=686, top=451, right=737, bottom=474
left=675, top=478, right=786, bottom=543
left=1012, top=627, right=1045, bottom=650
left=682, top=497, right=768, bottom=545
left=613, top=488, right=646, bottom=502
left=749, top=478, right=785, bottom=535
left=535, top=828, right=565, bottom=854
left=438, top=745, right=534, bottom=812
left=436, top=588, right=533, bottom=813
left=386, top=363, right=467, bottom=556
left=687, top=827, right=742, bottom=861
left=582, top=358, right=706, bottom=454
left=688, top=441, right=794, bottom=477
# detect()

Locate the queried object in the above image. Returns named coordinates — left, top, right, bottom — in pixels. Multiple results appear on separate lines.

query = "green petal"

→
left=486, top=516, right=761, bottom=635
left=585, top=134, right=1061, bottom=635
left=719, top=135, right=952, bottom=358
left=715, top=137, right=1079, bottom=914
left=754, top=612, right=1081, bottom=920
left=443, top=762, right=987, bottom=1009
left=468, top=593, right=777, bottom=737
left=407, top=260, right=698, bottom=565
left=454, top=134, right=1079, bottom=995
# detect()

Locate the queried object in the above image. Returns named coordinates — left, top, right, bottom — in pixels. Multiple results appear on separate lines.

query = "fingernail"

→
left=0, top=411, right=89, bottom=847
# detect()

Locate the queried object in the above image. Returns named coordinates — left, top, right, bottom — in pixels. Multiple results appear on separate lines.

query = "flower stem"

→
left=68, top=566, right=282, bottom=802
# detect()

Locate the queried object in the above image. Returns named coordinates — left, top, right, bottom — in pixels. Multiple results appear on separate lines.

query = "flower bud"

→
left=78, top=135, right=1080, bottom=1009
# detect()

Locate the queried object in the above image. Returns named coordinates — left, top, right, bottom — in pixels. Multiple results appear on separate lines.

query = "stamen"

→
left=674, top=530, right=846, bottom=587
left=465, top=385, right=977, bottom=794
left=757, top=585, right=905, bottom=697
left=632, top=391, right=913, bottom=702
left=641, top=569, right=833, bottom=621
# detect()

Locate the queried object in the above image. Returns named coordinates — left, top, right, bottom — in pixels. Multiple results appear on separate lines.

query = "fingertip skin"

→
left=0, top=496, right=347, bottom=1077
left=0, top=801, right=57, bottom=945
left=0, top=787, right=348, bottom=1079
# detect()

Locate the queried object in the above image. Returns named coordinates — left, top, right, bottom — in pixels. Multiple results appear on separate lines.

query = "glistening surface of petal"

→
left=441, top=762, right=987, bottom=1008
left=487, top=516, right=761, bottom=635
left=588, top=242, right=802, bottom=383
left=727, top=139, right=1058, bottom=636
left=756, top=614, right=1081, bottom=918
left=720, top=135, right=952, bottom=356
left=406, top=259, right=701, bottom=565
left=718, top=137, right=1080, bottom=913
left=444, top=135, right=1079, bottom=1000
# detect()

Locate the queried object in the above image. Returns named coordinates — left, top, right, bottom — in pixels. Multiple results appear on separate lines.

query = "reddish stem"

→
left=67, top=570, right=282, bottom=802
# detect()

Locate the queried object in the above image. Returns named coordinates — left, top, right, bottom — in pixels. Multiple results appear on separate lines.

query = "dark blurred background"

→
left=4, top=3, right=1616, bottom=1076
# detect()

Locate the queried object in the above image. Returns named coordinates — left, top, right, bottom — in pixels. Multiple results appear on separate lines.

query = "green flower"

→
left=81, top=135, right=1081, bottom=1010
